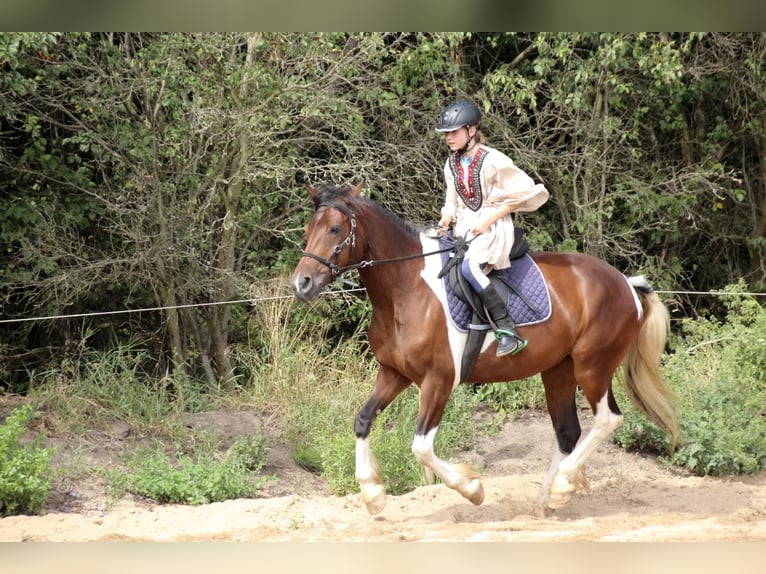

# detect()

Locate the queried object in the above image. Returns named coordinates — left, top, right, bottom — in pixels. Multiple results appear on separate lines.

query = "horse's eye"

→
left=329, top=225, right=341, bottom=235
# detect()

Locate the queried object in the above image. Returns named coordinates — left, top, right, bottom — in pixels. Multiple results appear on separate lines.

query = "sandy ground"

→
left=2, top=408, right=766, bottom=542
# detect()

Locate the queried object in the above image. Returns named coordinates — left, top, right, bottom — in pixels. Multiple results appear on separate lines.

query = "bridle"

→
left=300, top=201, right=359, bottom=278
left=300, top=201, right=457, bottom=279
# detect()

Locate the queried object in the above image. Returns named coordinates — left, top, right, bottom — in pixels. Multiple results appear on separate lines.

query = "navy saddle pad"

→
left=438, top=240, right=552, bottom=332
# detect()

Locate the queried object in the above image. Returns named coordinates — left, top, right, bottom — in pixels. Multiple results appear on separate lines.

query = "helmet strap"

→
left=458, top=126, right=477, bottom=155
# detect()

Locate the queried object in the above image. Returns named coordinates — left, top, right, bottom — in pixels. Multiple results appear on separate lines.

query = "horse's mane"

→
left=312, top=183, right=420, bottom=238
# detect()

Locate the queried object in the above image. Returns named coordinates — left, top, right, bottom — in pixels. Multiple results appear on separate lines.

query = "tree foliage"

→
left=1, top=32, right=765, bottom=392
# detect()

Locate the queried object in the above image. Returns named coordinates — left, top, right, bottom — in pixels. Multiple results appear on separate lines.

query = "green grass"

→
left=469, top=375, right=548, bottom=417
left=104, top=435, right=271, bottom=505
left=29, top=335, right=207, bottom=442
left=0, top=404, right=55, bottom=516
left=12, top=334, right=273, bottom=513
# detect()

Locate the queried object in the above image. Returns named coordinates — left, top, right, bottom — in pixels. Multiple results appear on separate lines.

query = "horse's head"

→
left=291, top=182, right=364, bottom=302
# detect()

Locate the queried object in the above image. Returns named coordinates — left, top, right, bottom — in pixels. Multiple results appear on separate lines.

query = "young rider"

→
left=436, top=99, right=549, bottom=356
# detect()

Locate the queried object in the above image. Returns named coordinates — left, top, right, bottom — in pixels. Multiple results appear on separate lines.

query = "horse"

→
left=291, top=181, right=679, bottom=516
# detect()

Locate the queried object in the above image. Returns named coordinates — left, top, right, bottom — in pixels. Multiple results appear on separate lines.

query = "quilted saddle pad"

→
left=438, top=242, right=552, bottom=333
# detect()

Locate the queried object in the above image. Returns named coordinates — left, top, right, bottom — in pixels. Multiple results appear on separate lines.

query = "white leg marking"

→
left=355, top=436, right=386, bottom=515
left=547, top=394, right=624, bottom=509
left=538, top=441, right=566, bottom=509
left=414, top=235, right=485, bottom=504
left=411, top=428, right=438, bottom=467
left=412, top=428, right=484, bottom=506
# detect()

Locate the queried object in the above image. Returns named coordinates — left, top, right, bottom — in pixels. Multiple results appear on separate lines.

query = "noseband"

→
left=301, top=202, right=358, bottom=278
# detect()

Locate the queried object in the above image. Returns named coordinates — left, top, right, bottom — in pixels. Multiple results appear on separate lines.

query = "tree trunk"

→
left=750, top=127, right=766, bottom=290
left=205, top=33, right=260, bottom=391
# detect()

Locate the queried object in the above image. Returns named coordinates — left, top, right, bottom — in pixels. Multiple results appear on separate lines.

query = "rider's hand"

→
left=471, top=219, right=492, bottom=235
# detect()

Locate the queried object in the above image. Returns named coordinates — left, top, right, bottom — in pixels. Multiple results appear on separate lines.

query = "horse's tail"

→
left=621, top=276, right=680, bottom=449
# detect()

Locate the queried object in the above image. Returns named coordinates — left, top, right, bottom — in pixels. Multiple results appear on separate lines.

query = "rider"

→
left=435, top=99, right=549, bottom=356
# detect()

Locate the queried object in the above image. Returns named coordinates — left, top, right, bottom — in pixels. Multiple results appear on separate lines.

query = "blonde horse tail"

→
left=622, top=276, right=680, bottom=450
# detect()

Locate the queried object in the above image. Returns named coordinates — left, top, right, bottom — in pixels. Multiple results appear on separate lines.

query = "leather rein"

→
left=301, top=201, right=457, bottom=279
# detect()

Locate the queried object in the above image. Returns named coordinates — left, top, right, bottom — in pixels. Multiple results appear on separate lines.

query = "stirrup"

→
left=495, top=330, right=527, bottom=356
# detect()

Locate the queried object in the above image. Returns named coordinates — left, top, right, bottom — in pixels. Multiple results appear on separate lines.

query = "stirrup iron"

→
left=495, top=330, right=527, bottom=356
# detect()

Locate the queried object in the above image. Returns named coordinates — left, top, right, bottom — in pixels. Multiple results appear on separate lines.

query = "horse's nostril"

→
left=292, top=274, right=313, bottom=298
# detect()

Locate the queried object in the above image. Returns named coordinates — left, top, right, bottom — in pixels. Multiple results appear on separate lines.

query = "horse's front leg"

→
left=354, top=365, right=411, bottom=515
left=411, top=378, right=484, bottom=506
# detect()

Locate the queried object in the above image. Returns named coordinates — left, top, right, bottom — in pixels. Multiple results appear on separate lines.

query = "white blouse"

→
left=440, top=144, right=549, bottom=270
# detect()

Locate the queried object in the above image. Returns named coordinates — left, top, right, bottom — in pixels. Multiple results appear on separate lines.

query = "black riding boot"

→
left=478, top=284, right=527, bottom=356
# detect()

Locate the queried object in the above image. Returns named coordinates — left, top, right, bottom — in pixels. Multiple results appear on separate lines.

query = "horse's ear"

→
left=351, top=181, right=364, bottom=197
left=306, top=184, right=320, bottom=199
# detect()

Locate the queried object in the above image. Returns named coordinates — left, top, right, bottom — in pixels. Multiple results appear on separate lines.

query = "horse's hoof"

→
left=547, top=475, right=576, bottom=509
left=546, top=489, right=574, bottom=510
left=465, top=479, right=484, bottom=506
left=361, top=483, right=387, bottom=516
left=534, top=502, right=555, bottom=518
left=551, top=474, right=576, bottom=494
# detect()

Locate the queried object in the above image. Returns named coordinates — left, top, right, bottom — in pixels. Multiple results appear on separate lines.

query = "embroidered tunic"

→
left=440, top=144, right=549, bottom=270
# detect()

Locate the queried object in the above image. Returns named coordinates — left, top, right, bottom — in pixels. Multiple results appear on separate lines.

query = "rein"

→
left=301, top=201, right=461, bottom=278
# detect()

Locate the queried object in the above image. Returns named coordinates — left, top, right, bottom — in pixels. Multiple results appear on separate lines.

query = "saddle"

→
left=437, top=228, right=546, bottom=382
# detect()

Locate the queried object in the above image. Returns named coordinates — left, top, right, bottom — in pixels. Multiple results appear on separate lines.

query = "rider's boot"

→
left=478, top=284, right=527, bottom=356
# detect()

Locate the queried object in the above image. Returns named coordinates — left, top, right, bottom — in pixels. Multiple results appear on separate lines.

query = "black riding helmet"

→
left=435, top=99, right=481, bottom=132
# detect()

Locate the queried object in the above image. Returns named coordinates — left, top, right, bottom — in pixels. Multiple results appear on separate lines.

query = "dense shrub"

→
left=108, top=436, right=271, bottom=505
left=0, top=405, right=55, bottom=516
left=613, top=284, right=766, bottom=475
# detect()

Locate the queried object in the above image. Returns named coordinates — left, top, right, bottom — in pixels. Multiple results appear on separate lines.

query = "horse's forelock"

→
left=312, top=183, right=355, bottom=209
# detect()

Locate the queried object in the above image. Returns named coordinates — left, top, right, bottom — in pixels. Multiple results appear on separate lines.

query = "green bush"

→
left=226, top=435, right=269, bottom=472
left=109, top=440, right=271, bottom=505
left=0, top=405, right=55, bottom=516
left=613, top=283, right=766, bottom=475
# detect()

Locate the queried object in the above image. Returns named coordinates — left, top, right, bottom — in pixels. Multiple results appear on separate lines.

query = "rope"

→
left=655, top=290, right=766, bottom=297
left=0, top=287, right=764, bottom=325
left=0, top=298, right=255, bottom=324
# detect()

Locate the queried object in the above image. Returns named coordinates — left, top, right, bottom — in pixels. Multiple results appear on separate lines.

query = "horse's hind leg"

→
left=541, top=360, right=624, bottom=511
left=548, top=390, right=623, bottom=510
left=354, top=365, right=411, bottom=515
left=539, top=359, right=582, bottom=512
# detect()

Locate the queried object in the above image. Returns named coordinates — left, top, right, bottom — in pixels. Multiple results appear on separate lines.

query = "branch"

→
left=507, top=42, right=538, bottom=71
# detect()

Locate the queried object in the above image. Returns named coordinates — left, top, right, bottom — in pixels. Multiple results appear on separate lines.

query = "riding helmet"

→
left=435, top=100, right=481, bottom=132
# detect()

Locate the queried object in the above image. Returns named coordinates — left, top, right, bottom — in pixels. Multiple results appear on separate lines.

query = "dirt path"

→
left=2, top=410, right=765, bottom=542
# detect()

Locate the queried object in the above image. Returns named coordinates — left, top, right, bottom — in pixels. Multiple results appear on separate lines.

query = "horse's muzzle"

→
left=291, top=271, right=325, bottom=302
